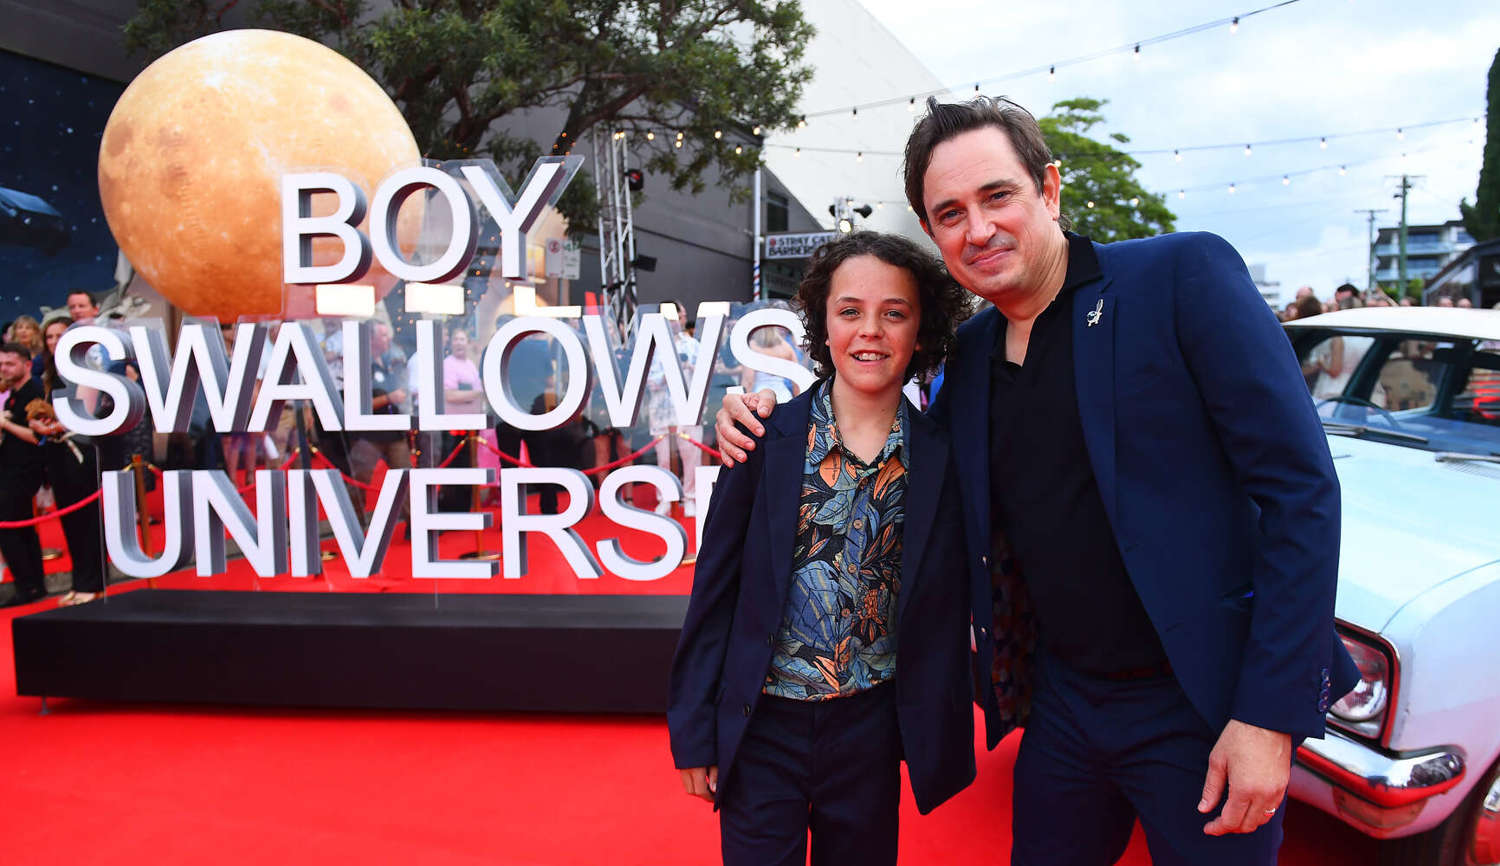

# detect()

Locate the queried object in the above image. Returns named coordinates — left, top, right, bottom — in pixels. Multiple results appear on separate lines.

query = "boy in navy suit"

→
left=669, top=232, right=975, bottom=866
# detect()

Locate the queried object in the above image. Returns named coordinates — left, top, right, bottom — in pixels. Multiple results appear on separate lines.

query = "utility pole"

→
left=1354, top=208, right=1390, bottom=292
left=1387, top=174, right=1424, bottom=295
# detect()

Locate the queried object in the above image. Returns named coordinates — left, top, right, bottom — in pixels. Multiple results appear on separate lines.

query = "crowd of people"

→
left=1277, top=280, right=1489, bottom=322
left=0, top=290, right=111, bottom=607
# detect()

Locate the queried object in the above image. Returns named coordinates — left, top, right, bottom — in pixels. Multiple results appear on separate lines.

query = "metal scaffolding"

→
left=593, top=128, right=638, bottom=343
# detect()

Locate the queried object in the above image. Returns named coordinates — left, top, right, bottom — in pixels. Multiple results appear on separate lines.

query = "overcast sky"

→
left=835, top=0, right=1498, bottom=299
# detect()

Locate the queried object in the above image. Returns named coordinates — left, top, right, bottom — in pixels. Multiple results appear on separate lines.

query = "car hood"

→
left=1329, top=435, right=1500, bottom=632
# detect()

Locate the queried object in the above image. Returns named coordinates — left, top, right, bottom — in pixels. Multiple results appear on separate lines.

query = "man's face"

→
left=0, top=351, right=28, bottom=385
left=921, top=126, right=1061, bottom=304
left=1334, top=287, right=1355, bottom=301
left=449, top=329, right=469, bottom=359
left=1295, top=286, right=1314, bottom=300
left=371, top=322, right=391, bottom=355
left=67, top=293, right=97, bottom=322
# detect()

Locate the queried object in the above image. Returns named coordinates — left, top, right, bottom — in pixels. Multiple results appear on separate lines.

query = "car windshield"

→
left=1294, top=329, right=1500, bottom=456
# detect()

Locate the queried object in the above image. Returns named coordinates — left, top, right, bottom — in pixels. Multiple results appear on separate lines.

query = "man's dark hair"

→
left=66, top=289, right=95, bottom=305
left=794, top=231, right=971, bottom=381
left=903, top=96, right=1059, bottom=224
left=0, top=341, right=32, bottom=360
left=1334, top=283, right=1358, bottom=297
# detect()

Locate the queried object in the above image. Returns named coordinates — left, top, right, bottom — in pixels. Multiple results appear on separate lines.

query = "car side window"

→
left=1300, top=335, right=1378, bottom=402
left=1374, top=342, right=1446, bottom=412
left=1452, top=347, right=1500, bottom=426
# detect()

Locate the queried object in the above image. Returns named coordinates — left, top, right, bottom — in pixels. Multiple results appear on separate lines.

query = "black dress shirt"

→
left=988, top=233, right=1168, bottom=676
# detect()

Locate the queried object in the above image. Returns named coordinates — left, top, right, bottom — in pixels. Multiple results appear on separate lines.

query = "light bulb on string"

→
left=1086, top=200, right=1095, bottom=209
left=852, top=107, right=858, bottom=118
left=856, top=151, right=864, bottom=163
left=975, top=83, right=980, bottom=92
left=1178, top=189, right=1186, bottom=199
left=1228, top=182, right=1237, bottom=194
left=1129, top=197, right=1140, bottom=207
left=1244, top=144, right=1252, bottom=157
left=674, top=139, right=683, bottom=149
left=646, top=130, right=655, bottom=141
left=1133, top=44, right=1140, bottom=60
left=1338, top=165, right=1347, bottom=175
left=735, top=145, right=743, bottom=155
left=908, top=97, right=916, bottom=112
left=713, top=130, right=722, bottom=140
left=1230, top=16, right=1239, bottom=33
left=752, top=125, right=761, bottom=136
left=1048, top=65, right=1055, bottom=82
left=1173, top=149, right=1182, bottom=163
left=798, top=117, right=807, bottom=129
left=1396, top=128, right=1404, bottom=140
left=1319, top=137, right=1327, bottom=149
left=1282, top=175, right=1291, bottom=186
left=794, top=147, right=801, bottom=158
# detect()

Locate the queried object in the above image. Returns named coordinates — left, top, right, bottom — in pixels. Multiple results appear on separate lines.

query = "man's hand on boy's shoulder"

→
left=680, top=766, right=719, bottom=803
left=714, top=389, right=779, bottom=466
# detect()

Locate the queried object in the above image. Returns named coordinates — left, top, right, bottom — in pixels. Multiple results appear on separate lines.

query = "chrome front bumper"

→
left=1294, top=728, right=1466, bottom=836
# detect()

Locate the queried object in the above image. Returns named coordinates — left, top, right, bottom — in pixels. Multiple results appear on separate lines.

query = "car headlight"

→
left=1329, top=632, right=1392, bottom=739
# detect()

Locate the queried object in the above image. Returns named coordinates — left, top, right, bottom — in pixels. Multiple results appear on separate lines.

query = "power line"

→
left=801, top=0, right=1305, bottom=119
left=768, top=116, right=1477, bottom=160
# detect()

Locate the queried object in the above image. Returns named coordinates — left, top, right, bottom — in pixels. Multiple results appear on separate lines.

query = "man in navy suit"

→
left=717, top=97, right=1358, bottom=865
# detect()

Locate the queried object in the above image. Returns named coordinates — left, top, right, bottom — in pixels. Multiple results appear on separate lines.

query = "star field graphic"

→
left=0, top=49, right=125, bottom=326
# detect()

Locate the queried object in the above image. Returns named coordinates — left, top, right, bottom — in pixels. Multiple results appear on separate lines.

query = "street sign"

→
left=765, top=231, right=838, bottom=260
left=545, top=237, right=583, bottom=280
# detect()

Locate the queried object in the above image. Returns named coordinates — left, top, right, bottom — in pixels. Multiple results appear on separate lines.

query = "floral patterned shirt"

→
left=764, top=380, right=908, bottom=701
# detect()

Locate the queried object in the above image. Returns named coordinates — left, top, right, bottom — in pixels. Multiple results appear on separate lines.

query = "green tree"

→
left=123, top=0, right=814, bottom=229
left=1460, top=47, right=1500, bottom=242
left=1038, top=97, right=1175, bottom=242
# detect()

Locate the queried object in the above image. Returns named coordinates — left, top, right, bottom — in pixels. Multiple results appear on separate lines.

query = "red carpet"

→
left=2, top=484, right=1380, bottom=863
left=2, top=601, right=1378, bottom=864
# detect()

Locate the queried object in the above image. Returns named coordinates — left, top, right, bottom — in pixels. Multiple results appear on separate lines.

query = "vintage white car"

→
left=1284, top=307, right=1500, bottom=865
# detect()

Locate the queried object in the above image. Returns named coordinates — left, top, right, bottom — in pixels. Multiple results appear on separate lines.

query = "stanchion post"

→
left=130, top=453, right=156, bottom=587
left=130, top=454, right=153, bottom=556
left=459, top=431, right=499, bottom=562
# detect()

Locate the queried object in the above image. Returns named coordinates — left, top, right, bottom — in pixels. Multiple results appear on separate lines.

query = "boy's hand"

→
left=714, top=390, right=778, bottom=466
left=680, top=766, right=719, bottom=803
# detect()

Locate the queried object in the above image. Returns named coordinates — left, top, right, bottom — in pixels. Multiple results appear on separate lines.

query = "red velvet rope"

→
left=0, top=490, right=103, bottom=528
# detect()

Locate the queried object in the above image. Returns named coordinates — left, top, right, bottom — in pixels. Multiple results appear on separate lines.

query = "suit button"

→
left=742, top=703, right=752, bottom=717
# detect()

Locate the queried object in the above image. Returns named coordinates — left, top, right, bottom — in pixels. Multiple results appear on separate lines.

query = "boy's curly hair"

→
left=794, top=231, right=971, bottom=381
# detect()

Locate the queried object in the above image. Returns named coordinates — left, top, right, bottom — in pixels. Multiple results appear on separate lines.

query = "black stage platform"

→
left=12, top=590, right=690, bottom=713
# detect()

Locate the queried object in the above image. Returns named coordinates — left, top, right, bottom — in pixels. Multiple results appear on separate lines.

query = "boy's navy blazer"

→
left=933, top=231, right=1359, bottom=749
left=668, top=385, right=977, bottom=814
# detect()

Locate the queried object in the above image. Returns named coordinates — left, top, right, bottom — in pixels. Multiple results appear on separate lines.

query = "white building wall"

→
left=762, top=0, right=949, bottom=246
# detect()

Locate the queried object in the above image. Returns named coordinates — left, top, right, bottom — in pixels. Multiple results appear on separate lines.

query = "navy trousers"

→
left=1012, top=651, right=1284, bottom=866
left=719, top=683, right=902, bottom=866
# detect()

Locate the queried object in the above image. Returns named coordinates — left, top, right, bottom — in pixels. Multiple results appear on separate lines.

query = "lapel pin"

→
left=1086, top=299, right=1104, bottom=328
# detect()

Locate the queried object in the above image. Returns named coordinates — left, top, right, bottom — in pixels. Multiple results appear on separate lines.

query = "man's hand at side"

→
left=1197, top=719, right=1292, bottom=835
left=680, top=766, right=719, bottom=803
left=713, top=389, right=778, bottom=466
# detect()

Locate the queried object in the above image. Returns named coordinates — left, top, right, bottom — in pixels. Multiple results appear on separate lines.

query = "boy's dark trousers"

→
left=718, top=682, right=902, bottom=866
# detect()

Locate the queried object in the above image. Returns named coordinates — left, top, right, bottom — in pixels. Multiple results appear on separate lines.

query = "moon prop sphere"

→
left=98, top=29, right=422, bottom=320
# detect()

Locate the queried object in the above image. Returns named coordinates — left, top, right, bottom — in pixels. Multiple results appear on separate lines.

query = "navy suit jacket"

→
left=932, top=231, right=1359, bottom=747
left=668, top=386, right=977, bottom=814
